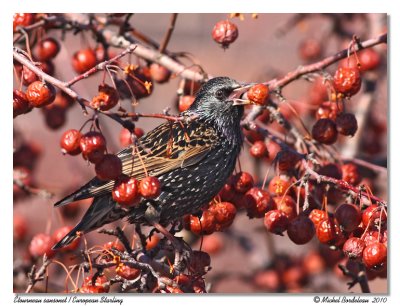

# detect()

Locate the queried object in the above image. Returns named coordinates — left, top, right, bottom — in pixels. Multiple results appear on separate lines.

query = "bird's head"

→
left=188, top=77, right=250, bottom=136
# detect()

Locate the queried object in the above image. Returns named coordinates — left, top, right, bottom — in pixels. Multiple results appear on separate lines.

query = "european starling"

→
left=52, top=77, right=249, bottom=249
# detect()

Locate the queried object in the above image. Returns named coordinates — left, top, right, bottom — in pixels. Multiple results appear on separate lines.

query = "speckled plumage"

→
left=53, top=77, right=245, bottom=249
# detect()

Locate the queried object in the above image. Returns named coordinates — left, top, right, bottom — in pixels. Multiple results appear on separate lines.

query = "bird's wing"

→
left=54, top=120, right=218, bottom=207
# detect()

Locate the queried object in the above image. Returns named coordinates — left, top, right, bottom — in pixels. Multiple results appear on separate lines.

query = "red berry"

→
left=21, top=65, right=38, bottom=85
left=362, top=242, right=387, bottom=270
left=116, top=264, right=141, bottom=280
left=340, top=49, right=381, bottom=72
left=231, top=172, right=254, bottom=193
left=247, top=84, right=269, bottom=106
left=335, top=113, right=358, bottom=136
left=29, top=233, right=56, bottom=258
left=343, top=237, right=365, bottom=260
left=149, top=63, right=171, bottom=84
left=274, top=195, right=297, bottom=221
left=254, top=269, right=280, bottom=291
left=79, top=285, right=106, bottom=293
left=13, top=89, right=32, bottom=118
left=334, top=203, right=362, bottom=232
left=35, top=37, right=60, bottom=61
left=82, top=274, right=109, bottom=293
left=268, top=175, right=291, bottom=196
left=250, top=141, right=268, bottom=158
left=79, top=131, right=107, bottom=164
left=112, top=175, right=140, bottom=207
left=333, top=67, right=362, bottom=97
left=185, top=211, right=216, bottom=235
left=52, top=226, right=80, bottom=252
left=26, top=81, right=56, bottom=108
left=178, top=95, right=195, bottom=112
left=52, top=91, right=74, bottom=109
left=60, top=129, right=82, bottom=155
left=244, top=187, right=273, bottom=218
left=362, top=205, right=386, bottom=228
left=312, top=118, right=338, bottom=144
left=134, top=127, right=145, bottom=138
left=298, top=38, right=322, bottom=61
left=72, top=48, right=97, bottom=74
left=13, top=214, right=28, bottom=241
left=189, top=251, right=211, bottom=275
left=119, top=128, right=133, bottom=147
left=341, top=163, right=362, bottom=186
left=212, top=20, right=239, bottom=48
left=316, top=217, right=344, bottom=245
left=264, top=209, right=289, bottom=235
left=363, top=230, right=387, bottom=247
left=201, top=234, right=224, bottom=254
left=287, top=215, right=315, bottom=244
left=90, top=83, right=119, bottom=111
left=275, top=150, right=301, bottom=172
left=13, top=166, right=32, bottom=197
left=95, top=154, right=123, bottom=181
left=145, top=233, right=161, bottom=250
left=209, top=201, right=237, bottom=231
left=103, top=241, right=125, bottom=252
left=139, top=176, right=161, bottom=198
left=303, top=251, right=325, bottom=275
left=13, top=13, right=35, bottom=32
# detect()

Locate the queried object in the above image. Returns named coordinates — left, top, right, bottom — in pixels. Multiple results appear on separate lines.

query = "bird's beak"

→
left=229, top=83, right=254, bottom=106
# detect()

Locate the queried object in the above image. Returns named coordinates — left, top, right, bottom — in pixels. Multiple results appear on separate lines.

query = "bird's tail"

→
left=52, top=195, right=125, bottom=250
left=54, top=178, right=107, bottom=207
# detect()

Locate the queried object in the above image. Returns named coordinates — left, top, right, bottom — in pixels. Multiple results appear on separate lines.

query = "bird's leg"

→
left=144, top=203, right=187, bottom=274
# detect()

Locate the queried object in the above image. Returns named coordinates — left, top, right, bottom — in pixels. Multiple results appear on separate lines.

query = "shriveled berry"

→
left=83, top=274, right=109, bottom=293
left=29, top=233, right=56, bottom=258
left=112, top=175, right=140, bottom=207
left=247, top=84, right=269, bottom=105
left=264, top=210, right=289, bottom=235
left=43, top=106, right=66, bottom=130
left=343, top=237, right=365, bottom=260
left=95, top=154, right=122, bottom=181
left=318, top=163, right=342, bottom=180
left=268, top=175, right=291, bottom=196
left=13, top=89, right=32, bottom=118
left=26, top=81, right=56, bottom=108
left=139, top=176, right=161, bottom=198
left=103, top=241, right=125, bottom=252
left=149, top=63, right=171, bottom=84
left=72, top=48, right=97, bottom=74
left=212, top=20, right=239, bottom=48
left=116, top=264, right=141, bottom=280
left=60, top=129, right=82, bottom=155
left=315, top=101, right=339, bottom=121
left=333, top=67, right=362, bottom=97
left=52, top=226, right=80, bottom=252
left=189, top=251, right=211, bottom=275
left=363, top=242, right=387, bottom=270
left=125, top=66, right=153, bottom=99
left=335, top=203, right=362, bottom=232
left=90, top=84, right=119, bottom=111
left=80, top=131, right=107, bottom=164
left=178, top=95, right=195, bottom=112
left=274, top=195, right=297, bottom=221
left=336, top=113, right=358, bottom=136
left=35, top=37, right=60, bottom=61
left=312, top=118, right=338, bottom=144
left=244, top=187, right=273, bottom=218
left=287, top=215, right=315, bottom=244
left=275, top=150, right=301, bottom=172
left=250, top=141, right=268, bottom=158
left=231, top=172, right=254, bottom=193
left=209, top=201, right=236, bottom=231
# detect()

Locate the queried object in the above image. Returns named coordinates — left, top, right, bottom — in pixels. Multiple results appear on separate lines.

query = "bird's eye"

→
left=215, top=89, right=225, bottom=100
